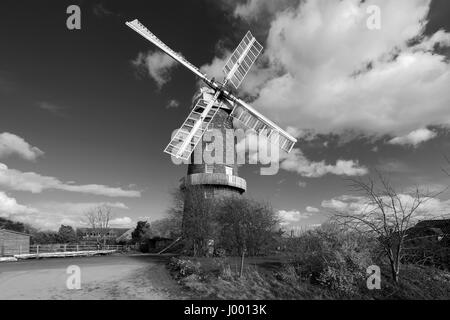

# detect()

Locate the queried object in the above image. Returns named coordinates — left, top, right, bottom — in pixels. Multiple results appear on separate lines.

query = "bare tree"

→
left=85, top=205, right=112, bottom=246
left=331, top=171, right=440, bottom=283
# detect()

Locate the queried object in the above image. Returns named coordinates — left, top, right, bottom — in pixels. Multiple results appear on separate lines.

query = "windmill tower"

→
left=182, top=86, right=246, bottom=198
left=126, top=20, right=297, bottom=200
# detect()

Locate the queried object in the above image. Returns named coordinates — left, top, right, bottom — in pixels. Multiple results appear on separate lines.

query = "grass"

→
left=190, top=255, right=287, bottom=275
left=168, top=255, right=450, bottom=300
left=370, top=264, right=450, bottom=300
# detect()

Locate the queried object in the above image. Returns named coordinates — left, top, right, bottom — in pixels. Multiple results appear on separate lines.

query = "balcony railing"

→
left=182, top=173, right=247, bottom=192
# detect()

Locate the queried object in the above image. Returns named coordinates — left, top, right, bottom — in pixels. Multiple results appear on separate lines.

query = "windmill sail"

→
left=126, top=19, right=209, bottom=84
left=229, top=98, right=297, bottom=153
left=126, top=18, right=298, bottom=158
left=164, top=98, right=222, bottom=160
left=223, top=31, right=263, bottom=89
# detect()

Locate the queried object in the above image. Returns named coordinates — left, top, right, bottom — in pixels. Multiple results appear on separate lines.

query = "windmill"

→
left=126, top=19, right=297, bottom=198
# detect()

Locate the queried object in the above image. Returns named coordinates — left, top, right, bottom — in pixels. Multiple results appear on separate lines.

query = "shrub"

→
left=318, top=266, right=361, bottom=295
left=285, top=223, right=375, bottom=294
left=169, top=257, right=202, bottom=278
left=214, top=248, right=227, bottom=258
left=215, top=197, right=280, bottom=256
left=275, top=265, right=299, bottom=283
left=168, top=186, right=281, bottom=257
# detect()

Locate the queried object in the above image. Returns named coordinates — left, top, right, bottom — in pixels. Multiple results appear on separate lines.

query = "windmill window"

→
left=225, top=166, right=233, bottom=176
left=205, top=164, right=214, bottom=174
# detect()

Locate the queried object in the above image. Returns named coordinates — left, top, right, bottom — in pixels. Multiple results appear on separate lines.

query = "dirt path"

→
left=0, top=254, right=189, bottom=300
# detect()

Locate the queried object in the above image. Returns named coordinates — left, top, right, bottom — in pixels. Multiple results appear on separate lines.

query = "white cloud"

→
left=0, top=194, right=131, bottom=231
left=0, top=191, right=36, bottom=215
left=322, top=194, right=450, bottom=222
left=93, top=3, right=115, bottom=17
left=322, top=195, right=364, bottom=212
left=278, top=209, right=311, bottom=224
left=376, top=159, right=412, bottom=173
left=36, top=202, right=130, bottom=230
left=288, top=223, right=322, bottom=235
left=36, top=202, right=129, bottom=215
left=233, top=0, right=299, bottom=21
left=404, top=183, right=448, bottom=195
left=0, top=132, right=44, bottom=161
left=209, top=0, right=450, bottom=139
left=306, top=206, right=320, bottom=213
left=0, top=192, right=62, bottom=230
left=286, top=126, right=309, bottom=139
left=0, top=162, right=141, bottom=198
left=388, top=128, right=437, bottom=147
left=166, top=99, right=180, bottom=109
left=280, top=148, right=368, bottom=177
left=132, top=50, right=178, bottom=88
left=110, top=216, right=133, bottom=227
left=298, top=180, right=307, bottom=188
left=233, top=129, right=367, bottom=177
left=37, top=102, right=66, bottom=115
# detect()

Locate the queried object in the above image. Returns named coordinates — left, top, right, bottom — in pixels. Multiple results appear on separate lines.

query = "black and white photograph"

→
left=1, top=0, right=450, bottom=308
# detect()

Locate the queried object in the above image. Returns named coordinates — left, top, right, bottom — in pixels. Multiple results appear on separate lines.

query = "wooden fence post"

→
left=239, top=250, right=245, bottom=278
left=36, top=245, right=40, bottom=257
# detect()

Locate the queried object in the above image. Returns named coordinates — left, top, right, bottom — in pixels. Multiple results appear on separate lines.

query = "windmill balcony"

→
left=181, top=173, right=247, bottom=193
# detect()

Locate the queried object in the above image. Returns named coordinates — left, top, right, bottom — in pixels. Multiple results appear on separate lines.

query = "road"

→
left=0, top=254, right=189, bottom=300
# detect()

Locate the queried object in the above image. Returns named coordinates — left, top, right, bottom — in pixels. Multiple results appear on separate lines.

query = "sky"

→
left=0, top=0, right=450, bottom=231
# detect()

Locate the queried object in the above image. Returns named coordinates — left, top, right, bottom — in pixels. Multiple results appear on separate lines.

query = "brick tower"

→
left=180, top=87, right=247, bottom=197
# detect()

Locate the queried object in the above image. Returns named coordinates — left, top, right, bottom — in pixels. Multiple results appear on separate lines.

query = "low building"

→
left=404, top=219, right=450, bottom=268
left=0, top=229, right=30, bottom=256
left=116, top=228, right=134, bottom=243
left=406, top=219, right=450, bottom=244
left=148, top=237, right=174, bottom=251
left=76, top=228, right=130, bottom=243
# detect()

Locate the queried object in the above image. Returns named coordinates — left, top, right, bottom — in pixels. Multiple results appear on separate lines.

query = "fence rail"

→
left=29, top=244, right=134, bottom=254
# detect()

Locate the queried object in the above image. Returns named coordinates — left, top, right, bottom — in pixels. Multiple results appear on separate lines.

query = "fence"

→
left=29, top=244, right=135, bottom=254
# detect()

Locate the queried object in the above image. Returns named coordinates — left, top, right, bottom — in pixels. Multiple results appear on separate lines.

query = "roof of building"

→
left=116, top=228, right=134, bottom=242
left=0, top=229, right=31, bottom=237
left=77, top=227, right=130, bottom=234
left=412, top=219, right=450, bottom=233
left=406, top=219, right=450, bottom=240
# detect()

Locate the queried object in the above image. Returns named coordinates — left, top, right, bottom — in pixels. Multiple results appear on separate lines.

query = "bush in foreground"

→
left=167, top=225, right=450, bottom=299
left=285, top=224, right=375, bottom=295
